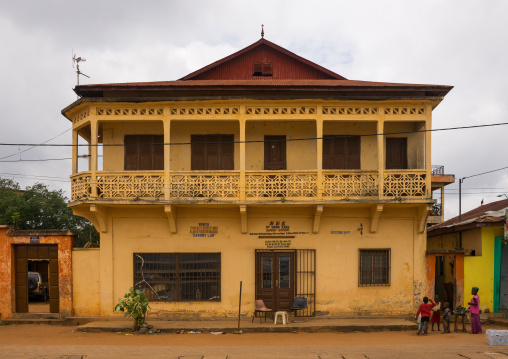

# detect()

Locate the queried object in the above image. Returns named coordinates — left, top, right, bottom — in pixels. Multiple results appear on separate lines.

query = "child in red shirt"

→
left=415, top=296, right=436, bottom=335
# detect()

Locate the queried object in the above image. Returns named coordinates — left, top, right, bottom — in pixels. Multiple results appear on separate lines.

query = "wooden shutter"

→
left=152, top=135, right=164, bottom=170
left=125, top=135, right=164, bottom=170
left=263, top=63, right=273, bottom=76
left=386, top=138, right=408, bottom=169
left=191, top=134, right=235, bottom=170
left=346, top=136, right=361, bottom=169
left=264, top=136, right=286, bottom=170
left=322, top=136, right=333, bottom=169
left=253, top=63, right=263, bottom=76
left=124, top=135, right=139, bottom=170
left=220, top=135, right=234, bottom=170
left=191, top=135, right=206, bottom=170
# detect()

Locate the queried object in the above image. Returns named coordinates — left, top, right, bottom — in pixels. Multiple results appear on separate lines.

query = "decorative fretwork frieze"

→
left=322, top=172, right=379, bottom=198
left=97, top=174, right=164, bottom=198
left=170, top=174, right=239, bottom=198
left=73, top=110, right=90, bottom=124
left=322, top=107, right=378, bottom=115
left=96, top=108, right=164, bottom=116
left=70, top=173, right=92, bottom=200
left=245, top=107, right=317, bottom=115
left=384, top=107, right=425, bottom=115
left=245, top=173, right=317, bottom=198
left=383, top=172, right=427, bottom=197
left=170, top=107, right=239, bottom=116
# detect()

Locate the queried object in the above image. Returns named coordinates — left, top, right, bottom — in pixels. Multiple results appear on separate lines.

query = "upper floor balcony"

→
left=66, top=101, right=435, bottom=206
left=70, top=169, right=429, bottom=203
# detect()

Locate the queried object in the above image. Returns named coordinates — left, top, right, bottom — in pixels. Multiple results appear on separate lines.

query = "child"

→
left=468, top=286, right=482, bottom=334
left=431, top=295, right=441, bottom=331
left=415, top=296, right=436, bottom=335
left=441, top=302, right=451, bottom=334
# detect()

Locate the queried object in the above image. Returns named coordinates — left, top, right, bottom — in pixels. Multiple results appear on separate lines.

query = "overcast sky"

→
left=0, top=1, right=507, bottom=220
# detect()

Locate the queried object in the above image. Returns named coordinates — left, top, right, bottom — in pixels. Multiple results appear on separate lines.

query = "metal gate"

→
left=255, top=249, right=316, bottom=317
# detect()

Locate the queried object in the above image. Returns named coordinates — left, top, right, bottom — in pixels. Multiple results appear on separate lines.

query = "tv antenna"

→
left=72, top=49, right=90, bottom=86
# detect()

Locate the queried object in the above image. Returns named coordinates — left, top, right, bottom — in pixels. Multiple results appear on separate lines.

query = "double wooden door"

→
left=14, top=244, right=59, bottom=313
left=255, top=251, right=295, bottom=312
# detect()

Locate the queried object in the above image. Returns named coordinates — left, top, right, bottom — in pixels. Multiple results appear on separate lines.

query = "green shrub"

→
left=114, top=287, right=150, bottom=332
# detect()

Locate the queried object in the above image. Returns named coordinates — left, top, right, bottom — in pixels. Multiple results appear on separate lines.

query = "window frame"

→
left=358, top=249, right=391, bottom=286
left=322, top=135, right=361, bottom=170
left=133, top=252, right=221, bottom=302
left=124, top=134, right=164, bottom=171
left=190, top=134, right=234, bottom=171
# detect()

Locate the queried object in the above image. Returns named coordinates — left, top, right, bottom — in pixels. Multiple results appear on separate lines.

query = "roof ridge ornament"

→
left=261, top=24, right=264, bottom=39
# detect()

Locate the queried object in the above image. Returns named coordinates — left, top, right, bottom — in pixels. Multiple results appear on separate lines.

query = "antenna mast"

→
left=72, top=50, right=90, bottom=86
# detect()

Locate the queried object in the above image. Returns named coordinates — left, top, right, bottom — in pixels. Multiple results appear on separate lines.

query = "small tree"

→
left=114, top=287, right=150, bottom=332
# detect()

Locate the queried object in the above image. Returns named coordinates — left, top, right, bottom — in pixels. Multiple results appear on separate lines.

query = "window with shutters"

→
left=191, top=135, right=234, bottom=170
left=253, top=62, right=273, bottom=76
left=124, top=135, right=164, bottom=170
left=359, top=249, right=390, bottom=286
left=322, top=135, right=361, bottom=169
left=385, top=137, right=408, bottom=169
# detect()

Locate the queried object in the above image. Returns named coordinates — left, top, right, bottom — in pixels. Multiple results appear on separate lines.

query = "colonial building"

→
left=62, top=37, right=453, bottom=318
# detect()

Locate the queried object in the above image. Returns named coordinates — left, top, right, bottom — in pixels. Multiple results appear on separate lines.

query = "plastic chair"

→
left=289, top=296, right=308, bottom=321
left=252, top=299, right=272, bottom=323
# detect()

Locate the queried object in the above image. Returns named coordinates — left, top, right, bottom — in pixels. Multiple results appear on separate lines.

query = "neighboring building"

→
left=61, top=37, right=452, bottom=318
left=427, top=199, right=508, bottom=313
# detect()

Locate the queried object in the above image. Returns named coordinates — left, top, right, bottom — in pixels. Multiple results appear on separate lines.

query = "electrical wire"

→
left=0, top=128, right=71, bottom=160
left=0, top=121, right=507, bottom=147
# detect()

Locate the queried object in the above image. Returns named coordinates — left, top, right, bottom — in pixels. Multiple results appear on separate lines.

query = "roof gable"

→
left=180, top=38, right=346, bottom=81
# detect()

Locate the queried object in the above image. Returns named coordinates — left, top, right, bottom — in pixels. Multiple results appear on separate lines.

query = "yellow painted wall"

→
left=464, top=227, right=503, bottom=312
left=72, top=248, right=100, bottom=316
left=69, top=205, right=428, bottom=318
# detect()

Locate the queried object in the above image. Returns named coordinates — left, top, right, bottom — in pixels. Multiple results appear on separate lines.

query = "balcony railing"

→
left=70, top=169, right=429, bottom=202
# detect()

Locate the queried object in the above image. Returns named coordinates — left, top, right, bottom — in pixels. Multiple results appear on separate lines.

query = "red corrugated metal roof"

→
left=180, top=38, right=346, bottom=81
left=75, top=79, right=452, bottom=91
left=427, top=199, right=508, bottom=236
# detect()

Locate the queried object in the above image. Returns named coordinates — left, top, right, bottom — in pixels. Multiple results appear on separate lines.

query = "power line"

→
left=0, top=121, right=507, bottom=147
left=0, top=128, right=71, bottom=160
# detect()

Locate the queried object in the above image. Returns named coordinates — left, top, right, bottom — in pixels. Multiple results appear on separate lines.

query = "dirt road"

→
left=0, top=322, right=507, bottom=358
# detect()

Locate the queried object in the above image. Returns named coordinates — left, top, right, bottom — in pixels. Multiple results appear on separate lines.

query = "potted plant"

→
left=114, top=287, right=151, bottom=332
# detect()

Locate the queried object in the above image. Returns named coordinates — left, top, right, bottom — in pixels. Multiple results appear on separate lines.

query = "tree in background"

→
left=0, top=178, right=99, bottom=247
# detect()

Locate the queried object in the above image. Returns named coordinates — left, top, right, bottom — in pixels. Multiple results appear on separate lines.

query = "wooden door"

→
left=14, top=244, right=59, bottom=314
left=264, top=136, right=286, bottom=170
left=255, top=251, right=295, bottom=311
left=386, top=137, right=408, bottom=169
left=14, top=246, right=29, bottom=313
left=500, top=243, right=508, bottom=310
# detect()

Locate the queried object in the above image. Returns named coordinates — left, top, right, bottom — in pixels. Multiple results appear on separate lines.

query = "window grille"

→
left=359, top=249, right=390, bottom=286
left=133, top=253, right=221, bottom=301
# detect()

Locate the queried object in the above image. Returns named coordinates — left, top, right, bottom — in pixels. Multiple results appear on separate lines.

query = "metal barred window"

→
left=133, top=253, right=221, bottom=301
left=359, top=249, right=390, bottom=286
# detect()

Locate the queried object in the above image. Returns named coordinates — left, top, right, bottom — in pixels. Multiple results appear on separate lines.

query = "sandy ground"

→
left=0, top=322, right=505, bottom=347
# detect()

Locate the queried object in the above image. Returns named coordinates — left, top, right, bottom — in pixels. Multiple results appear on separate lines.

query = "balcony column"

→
left=239, top=116, right=246, bottom=201
left=164, top=118, right=171, bottom=200
left=425, top=106, right=432, bottom=197
left=72, top=129, right=78, bottom=174
left=377, top=120, right=384, bottom=199
left=90, top=116, right=98, bottom=198
left=316, top=118, right=323, bottom=200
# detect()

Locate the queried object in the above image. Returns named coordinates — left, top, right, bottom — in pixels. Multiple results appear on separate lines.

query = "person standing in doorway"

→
left=431, top=295, right=441, bottom=331
left=468, top=287, right=482, bottom=334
